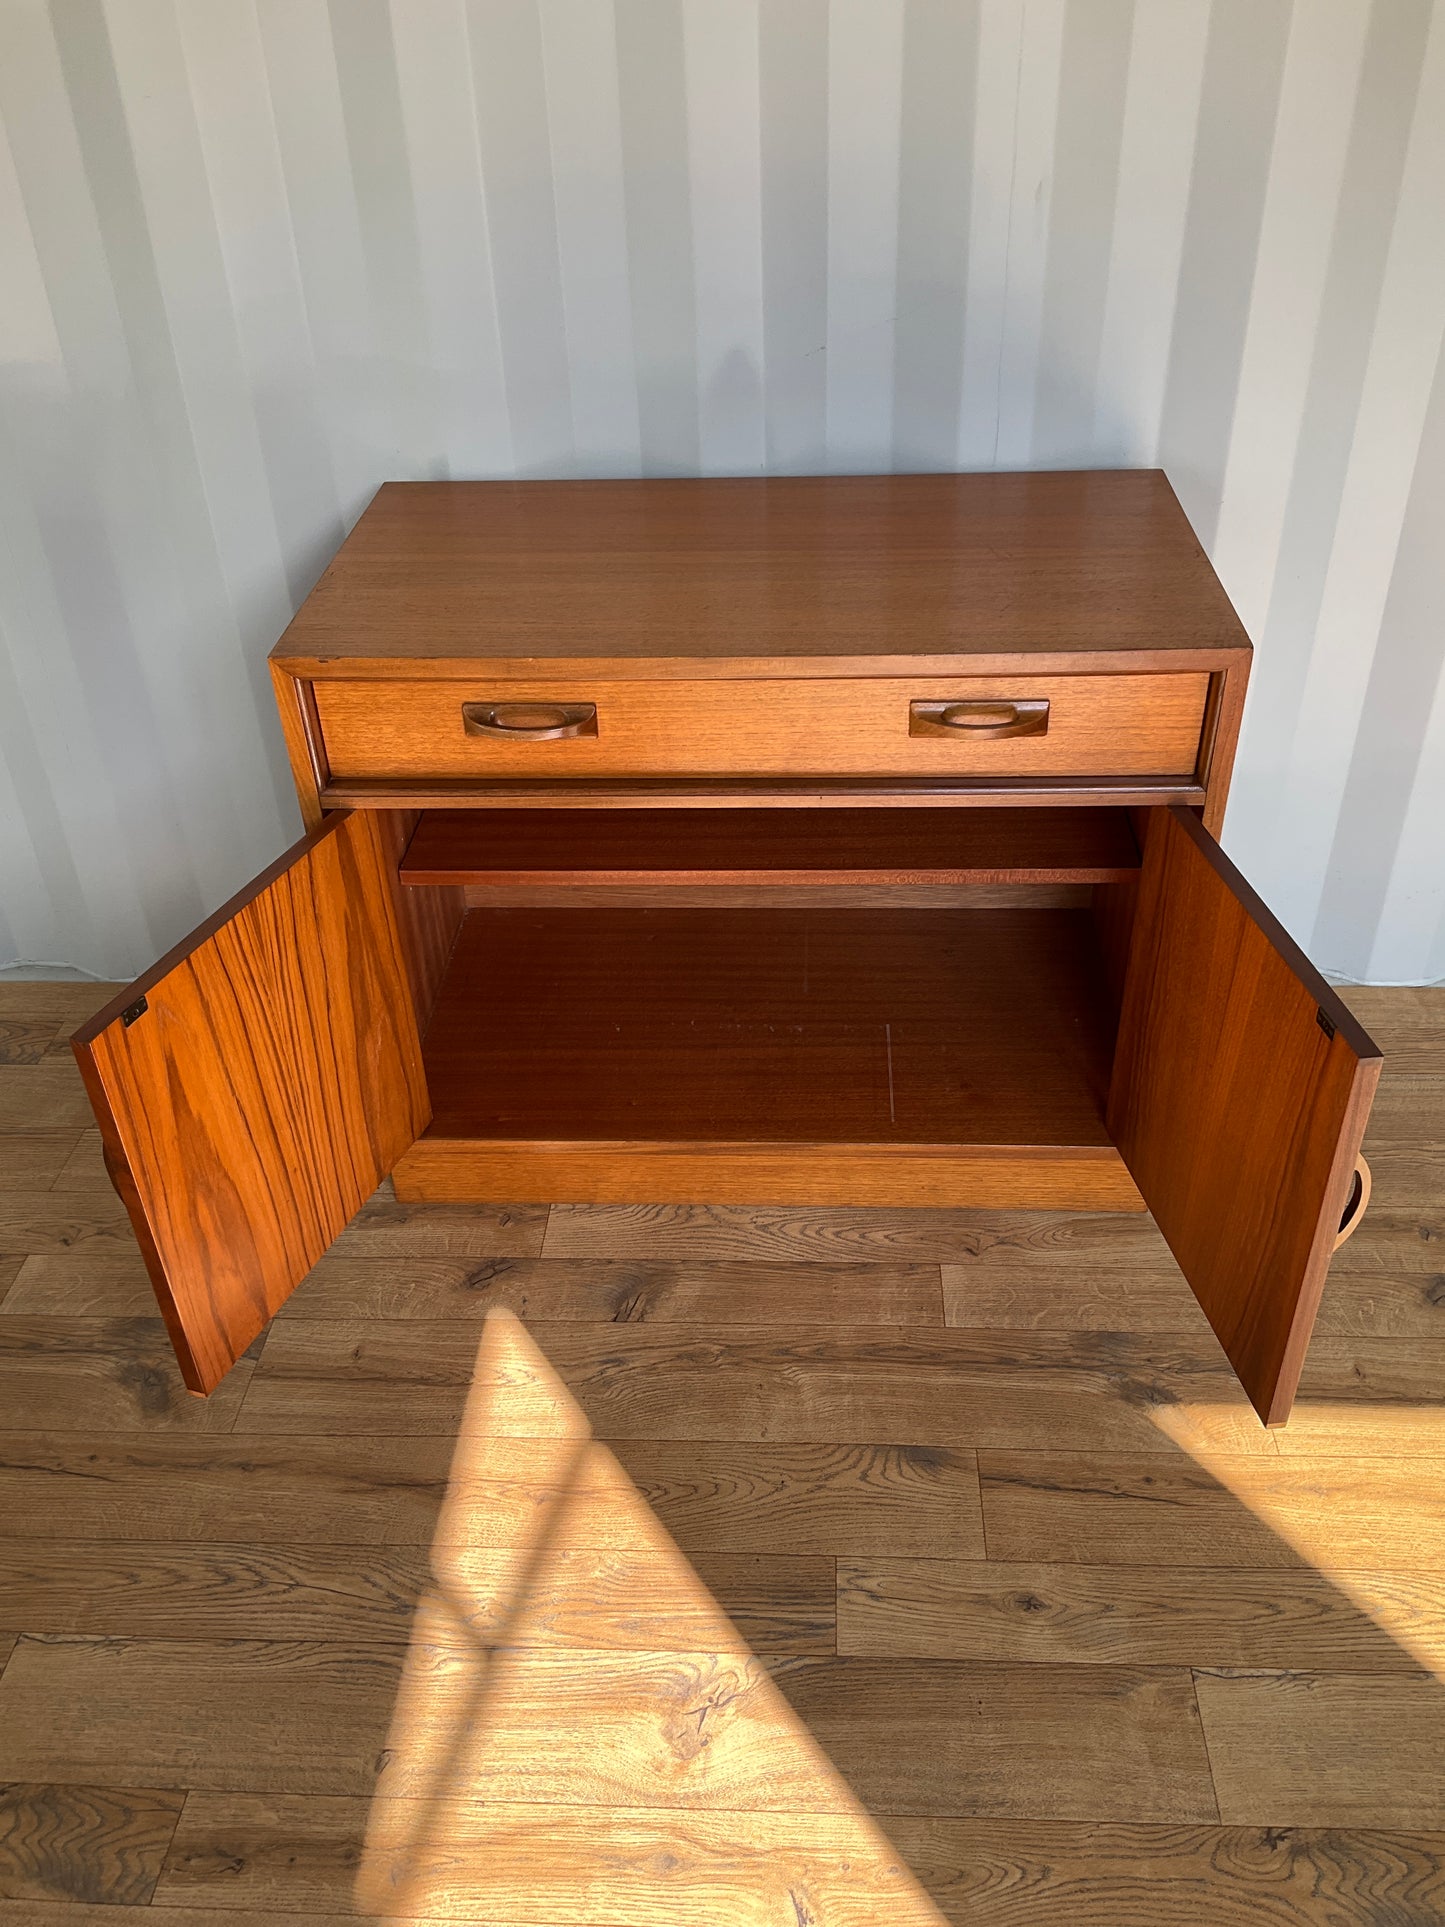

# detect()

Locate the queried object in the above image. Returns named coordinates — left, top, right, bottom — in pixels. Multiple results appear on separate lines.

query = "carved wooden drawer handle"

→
left=1334, top=1155, right=1371, bottom=1250
left=909, top=699, right=1050, bottom=739
left=462, top=701, right=598, bottom=741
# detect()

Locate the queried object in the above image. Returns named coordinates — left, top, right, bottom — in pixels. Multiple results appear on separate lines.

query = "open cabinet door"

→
left=1108, top=806, right=1382, bottom=1426
left=73, top=811, right=430, bottom=1394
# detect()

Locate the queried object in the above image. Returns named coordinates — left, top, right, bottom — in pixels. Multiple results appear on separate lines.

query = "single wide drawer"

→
left=313, top=673, right=1210, bottom=781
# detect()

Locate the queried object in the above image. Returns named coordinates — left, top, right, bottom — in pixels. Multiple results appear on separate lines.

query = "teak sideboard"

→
left=72, top=472, right=1381, bottom=1427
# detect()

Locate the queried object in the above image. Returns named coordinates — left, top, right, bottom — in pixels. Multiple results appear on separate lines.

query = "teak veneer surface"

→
left=271, top=471, right=1253, bottom=674
left=325, top=774, right=1212, bottom=813
left=400, top=805, right=1141, bottom=886
left=418, top=907, right=1117, bottom=1149
left=311, top=671, right=1210, bottom=781
left=1108, top=807, right=1382, bottom=1428
left=69, top=813, right=430, bottom=1395
left=393, top=1141, right=1142, bottom=1212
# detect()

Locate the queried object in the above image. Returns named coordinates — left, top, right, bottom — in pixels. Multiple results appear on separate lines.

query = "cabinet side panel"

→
left=1107, top=807, right=1381, bottom=1424
left=1090, top=875, right=1137, bottom=1026
left=269, top=661, right=327, bottom=831
left=375, top=809, right=465, bottom=1033
left=1197, top=660, right=1249, bottom=836
left=72, top=811, right=430, bottom=1393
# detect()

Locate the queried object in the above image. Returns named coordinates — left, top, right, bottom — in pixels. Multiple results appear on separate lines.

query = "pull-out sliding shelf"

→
left=398, top=805, right=1141, bottom=887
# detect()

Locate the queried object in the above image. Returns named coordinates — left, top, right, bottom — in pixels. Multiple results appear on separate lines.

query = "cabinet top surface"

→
left=272, top=470, right=1252, bottom=674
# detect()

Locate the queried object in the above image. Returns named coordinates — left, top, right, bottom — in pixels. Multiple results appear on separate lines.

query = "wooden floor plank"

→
left=0, top=1435, right=454, bottom=1544
left=0, top=1135, right=83, bottom=1191
left=0, top=1634, right=408, bottom=1796
left=48, top=1129, right=112, bottom=1192
left=1358, top=1150, right=1445, bottom=1207
left=884, top=1817, right=1445, bottom=1926
left=1339, top=986, right=1445, bottom=1069
left=607, top=1440, right=986, bottom=1559
left=0, top=1259, right=19, bottom=1307
left=941, top=1264, right=1207, bottom=1332
left=0, top=1632, right=753, bottom=1806
left=0, top=1783, right=183, bottom=1907
left=1194, top=1669, right=1445, bottom=1826
left=0, top=1016, right=70, bottom=1068
left=327, top=1186, right=547, bottom=1257
left=1354, top=1071, right=1445, bottom=1139
left=284, top=1253, right=945, bottom=1325
left=0, top=1634, right=1212, bottom=1819
left=943, top=1260, right=1445, bottom=1339
left=0, top=1433, right=978, bottom=1557
left=435, top=1434, right=986, bottom=1561
left=771, top=1658, right=1215, bottom=1821
left=980, top=1452, right=1445, bottom=1570
left=1311, top=1269, right=1445, bottom=1338
left=0, top=1540, right=429, bottom=1642
left=542, top=1202, right=1173, bottom=1266
left=0, top=1252, right=158, bottom=1318
left=0, top=1320, right=254, bottom=1432
left=0, top=984, right=120, bottom=1068
left=147, top=1799, right=1445, bottom=1926
left=468, top=1549, right=837, bottom=1654
left=0, top=981, right=120, bottom=1015
left=0, top=1189, right=135, bottom=1258
left=0, top=1635, right=1211, bottom=1818
left=837, top=1558, right=1445, bottom=1670
left=0, top=1539, right=832, bottom=1654
left=1274, top=1334, right=1445, bottom=1455
left=159, top=1794, right=945, bottom=1925
left=1327, top=1208, right=1445, bottom=1273
left=235, top=1318, right=1269, bottom=1453
left=0, top=1912, right=468, bottom=1927
left=0, top=1908, right=509, bottom=1927
left=0, top=1065, right=100, bottom=1135
left=408, top=1548, right=837, bottom=1654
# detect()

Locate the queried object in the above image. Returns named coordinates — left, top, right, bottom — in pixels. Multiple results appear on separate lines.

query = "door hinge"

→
left=1316, top=1006, right=1336, bottom=1041
left=121, top=996, right=149, bottom=1028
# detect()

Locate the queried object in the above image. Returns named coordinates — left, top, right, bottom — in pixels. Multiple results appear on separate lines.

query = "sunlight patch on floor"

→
left=356, top=1306, right=949, bottom=1924
left=1152, top=1399, right=1445, bottom=1678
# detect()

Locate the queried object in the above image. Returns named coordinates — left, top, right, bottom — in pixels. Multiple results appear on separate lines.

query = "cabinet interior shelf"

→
left=414, top=906, right=1117, bottom=1150
left=399, top=805, right=1141, bottom=888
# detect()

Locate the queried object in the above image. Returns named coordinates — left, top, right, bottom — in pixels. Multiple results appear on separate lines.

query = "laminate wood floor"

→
left=1, top=980, right=1443, bottom=1924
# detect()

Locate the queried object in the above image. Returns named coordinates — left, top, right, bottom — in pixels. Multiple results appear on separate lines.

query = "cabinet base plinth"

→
left=390, top=1139, right=1146, bottom=1211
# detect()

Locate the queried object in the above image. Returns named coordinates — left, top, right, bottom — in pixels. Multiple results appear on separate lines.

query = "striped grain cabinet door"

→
left=73, top=811, right=430, bottom=1393
left=1108, top=806, right=1382, bottom=1426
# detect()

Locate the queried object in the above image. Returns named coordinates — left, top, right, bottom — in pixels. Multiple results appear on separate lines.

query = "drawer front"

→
left=313, top=673, right=1210, bottom=781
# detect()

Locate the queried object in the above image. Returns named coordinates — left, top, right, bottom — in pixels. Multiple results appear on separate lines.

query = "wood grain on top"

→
left=271, top=472, right=1253, bottom=673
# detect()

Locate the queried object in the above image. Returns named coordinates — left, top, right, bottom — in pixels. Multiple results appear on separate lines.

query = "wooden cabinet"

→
left=73, top=472, right=1380, bottom=1427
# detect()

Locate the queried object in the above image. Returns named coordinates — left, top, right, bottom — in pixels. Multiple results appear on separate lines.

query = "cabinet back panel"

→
left=419, top=907, right=1117, bottom=1150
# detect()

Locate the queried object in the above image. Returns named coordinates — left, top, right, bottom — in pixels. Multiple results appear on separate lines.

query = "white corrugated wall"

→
left=1, top=0, right=1442, bottom=983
